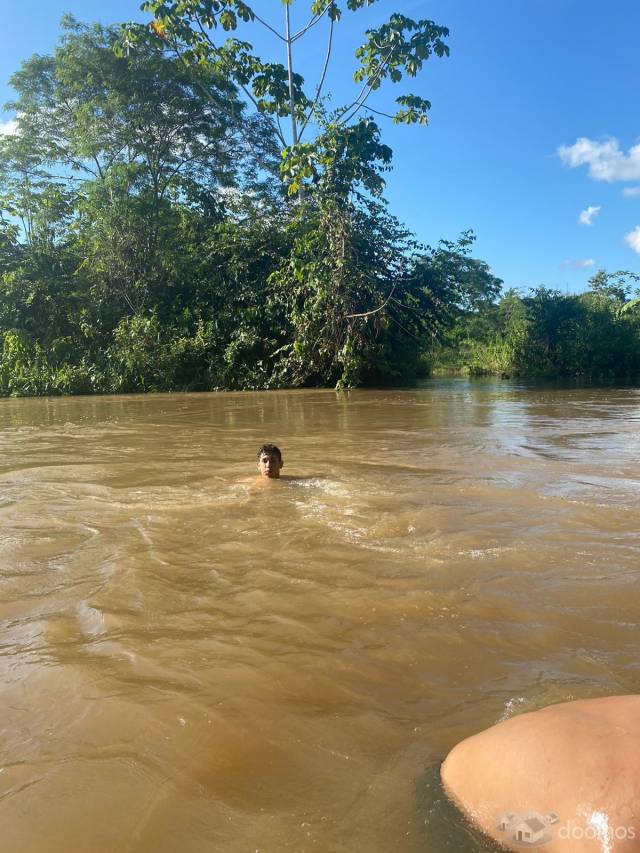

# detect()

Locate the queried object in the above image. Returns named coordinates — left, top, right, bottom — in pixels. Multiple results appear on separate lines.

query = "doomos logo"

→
left=496, top=809, right=636, bottom=848
left=496, top=811, right=558, bottom=847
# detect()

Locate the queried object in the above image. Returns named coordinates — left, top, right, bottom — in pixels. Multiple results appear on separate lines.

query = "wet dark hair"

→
left=257, top=443, right=282, bottom=462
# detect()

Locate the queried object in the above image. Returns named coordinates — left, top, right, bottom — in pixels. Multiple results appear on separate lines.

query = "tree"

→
left=0, top=9, right=528, bottom=395
left=119, top=1, right=455, bottom=387
left=1, top=16, right=278, bottom=320
left=122, top=1, right=450, bottom=185
left=0, top=16, right=289, bottom=394
left=586, top=268, right=640, bottom=305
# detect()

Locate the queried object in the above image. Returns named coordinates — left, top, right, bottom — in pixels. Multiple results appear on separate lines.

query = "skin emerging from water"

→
left=441, top=695, right=640, bottom=852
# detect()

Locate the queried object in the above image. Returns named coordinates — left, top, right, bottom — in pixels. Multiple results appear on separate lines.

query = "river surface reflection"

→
left=0, top=380, right=638, bottom=852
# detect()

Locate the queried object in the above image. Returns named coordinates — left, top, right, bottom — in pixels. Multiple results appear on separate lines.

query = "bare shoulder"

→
left=441, top=696, right=640, bottom=852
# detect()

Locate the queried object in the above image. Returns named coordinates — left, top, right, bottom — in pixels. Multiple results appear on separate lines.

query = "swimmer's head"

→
left=257, top=444, right=283, bottom=479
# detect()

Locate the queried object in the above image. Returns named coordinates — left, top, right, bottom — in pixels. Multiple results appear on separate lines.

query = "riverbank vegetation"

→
left=435, top=271, right=640, bottom=380
left=0, top=10, right=638, bottom=396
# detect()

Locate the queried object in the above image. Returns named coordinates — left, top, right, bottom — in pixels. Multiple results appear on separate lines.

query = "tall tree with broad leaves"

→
left=1, top=16, right=279, bottom=323
left=121, top=2, right=451, bottom=387
left=121, top=0, right=450, bottom=192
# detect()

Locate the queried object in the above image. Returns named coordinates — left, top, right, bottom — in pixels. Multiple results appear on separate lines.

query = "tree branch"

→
left=334, top=46, right=395, bottom=126
left=275, top=109, right=285, bottom=144
left=298, top=14, right=333, bottom=141
left=362, top=105, right=395, bottom=120
left=345, top=282, right=397, bottom=318
left=191, top=17, right=287, bottom=148
left=249, top=9, right=286, bottom=42
left=284, top=2, right=299, bottom=146
left=291, top=4, right=332, bottom=42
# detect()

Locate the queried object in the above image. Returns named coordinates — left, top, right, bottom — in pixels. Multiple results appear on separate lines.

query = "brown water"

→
left=0, top=381, right=638, bottom=853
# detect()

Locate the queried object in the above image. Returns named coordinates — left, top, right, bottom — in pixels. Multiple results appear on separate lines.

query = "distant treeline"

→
left=435, top=275, right=640, bottom=380
left=0, top=19, right=638, bottom=397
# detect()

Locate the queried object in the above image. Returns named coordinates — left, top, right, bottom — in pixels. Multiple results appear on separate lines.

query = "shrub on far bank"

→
left=434, top=281, right=640, bottom=381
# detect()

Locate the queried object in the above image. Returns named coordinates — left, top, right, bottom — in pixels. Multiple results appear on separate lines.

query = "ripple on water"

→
left=0, top=384, right=639, bottom=852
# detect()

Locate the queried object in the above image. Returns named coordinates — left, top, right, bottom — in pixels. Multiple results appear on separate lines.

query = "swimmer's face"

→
left=257, top=451, right=283, bottom=479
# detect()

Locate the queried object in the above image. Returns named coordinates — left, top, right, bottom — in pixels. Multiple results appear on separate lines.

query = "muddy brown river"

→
left=0, top=381, right=638, bottom=852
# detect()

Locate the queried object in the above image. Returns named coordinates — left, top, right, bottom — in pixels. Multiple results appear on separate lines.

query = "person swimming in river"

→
left=256, top=443, right=284, bottom=480
left=251, top=443, right=316, bottom=485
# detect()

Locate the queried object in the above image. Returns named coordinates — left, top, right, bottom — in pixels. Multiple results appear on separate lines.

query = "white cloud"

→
left=558, top=137, right=640, bottom=182
left=561, top=258, right=596, bottom=269
left=622, top=186, right=640, bottom=198
left=624, top=226, right=640, bottom=255
left=0, top=118, right=18, bottom=136
left=578, top=205, right=600, bottom=226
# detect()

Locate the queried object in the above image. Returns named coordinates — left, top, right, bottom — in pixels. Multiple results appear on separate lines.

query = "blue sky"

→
left=1, top=0, right=639, bottom=293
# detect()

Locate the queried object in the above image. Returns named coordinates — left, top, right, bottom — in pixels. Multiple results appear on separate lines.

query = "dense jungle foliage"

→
left=0, top=15, right=638, bottom=396
left=436, top=270, right=640, bottom=380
